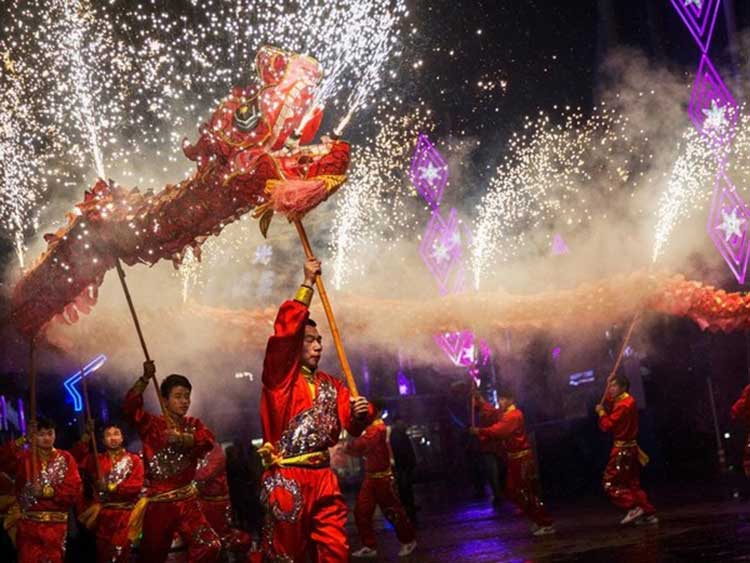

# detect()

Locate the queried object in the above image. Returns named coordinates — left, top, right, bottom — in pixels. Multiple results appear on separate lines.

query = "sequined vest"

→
left=276, top=379, right=339, bottom=458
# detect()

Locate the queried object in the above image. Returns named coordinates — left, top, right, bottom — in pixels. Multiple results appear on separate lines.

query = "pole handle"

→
left=293, top=220, right=359, bottom=397
left=114, top=258, right=173, bottom=425
left=81, top=375, right=102, bottom=480
left=599, top=313, right=640, bottom=406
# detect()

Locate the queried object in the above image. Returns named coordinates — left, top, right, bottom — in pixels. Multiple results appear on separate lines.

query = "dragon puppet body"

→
left=12, top=46, right=349, bottom=338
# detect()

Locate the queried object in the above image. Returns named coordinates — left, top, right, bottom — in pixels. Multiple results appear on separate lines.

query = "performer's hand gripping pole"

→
left=293, top=220, right=359, bottom=397
left=114, top=258, right=172, bottom=423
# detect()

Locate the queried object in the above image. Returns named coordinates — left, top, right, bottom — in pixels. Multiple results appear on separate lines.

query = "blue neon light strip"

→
left=63, top=355, right=107, bottom=412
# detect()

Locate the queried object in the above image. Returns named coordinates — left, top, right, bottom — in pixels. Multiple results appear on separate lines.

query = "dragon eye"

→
left=234, top=103, right=260, bottom=131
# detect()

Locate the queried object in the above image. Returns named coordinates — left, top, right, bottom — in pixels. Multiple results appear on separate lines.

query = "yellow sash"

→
left=127, top=483, right=196, bottom=542
left=2, top=502, right=20, bottom=546
left=614, top=440, right=650, bottom=466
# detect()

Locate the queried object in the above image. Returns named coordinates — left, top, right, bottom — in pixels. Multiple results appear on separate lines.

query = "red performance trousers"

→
left=602, top=445, right=655, bottom=515
left=259, top=466, right=348, bottom=562
left=96, top=506, right=134, bottom=562
left=16, top=518, right=67, bottom=563
left=505, top=451, right=553, bottom=527
left=354, top=473, right=415, bottom=549
left=199, top=497, right=252, bottom=553
left=137, top=496, right=221, bottom=563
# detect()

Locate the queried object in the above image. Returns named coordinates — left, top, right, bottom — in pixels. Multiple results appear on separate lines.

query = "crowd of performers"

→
left=1, top=257, right=750, bottom=562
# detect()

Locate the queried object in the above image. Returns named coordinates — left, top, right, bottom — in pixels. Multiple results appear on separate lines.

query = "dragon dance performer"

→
left=731, top=384, right=750, bottom=477
left=195, top=440, right=252, bottom=556
left=0, top=417, right=82, bottom=563
left=124, top=363, right=221, bottom=562
left=256, top=257, right=373, bottom=562
left=471, top=390, right=555, bottom=536
left=345, top=399, right=416, bottom=558
left=596, top=374, right=657, bottom=525
left=71, top=422, right=145, bottom=562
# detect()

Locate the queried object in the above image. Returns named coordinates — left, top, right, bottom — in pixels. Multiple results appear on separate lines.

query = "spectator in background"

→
left=390, top=416, right=417, bottom=524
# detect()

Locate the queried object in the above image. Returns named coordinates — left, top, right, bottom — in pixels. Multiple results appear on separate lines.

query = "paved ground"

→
left=347, top=483, right=750, bottom=562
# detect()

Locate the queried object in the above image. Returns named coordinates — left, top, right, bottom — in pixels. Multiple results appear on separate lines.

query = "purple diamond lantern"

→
left=420, top=208, right=463, bottom=295
left=410, top=133, right=449, bottom=210
left=670, top=0, right=721, bottom=53
left=707, top=171, right=750, bottom=283
left=688, top=55, right=738, bottom=152
left=434, top=330, right=476, bottom=367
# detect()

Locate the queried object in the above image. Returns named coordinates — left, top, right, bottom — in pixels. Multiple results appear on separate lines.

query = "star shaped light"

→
left=420, top=163, right=441, bottom=184
left=702, top=99, right=728, bottom=131
left=253, top=244, right=273, bottom=265
left=717, top=208, right=745, bottom=242
left=683, top=0, right=701, bottom=7
left=432, top=242, right=450, bottom=263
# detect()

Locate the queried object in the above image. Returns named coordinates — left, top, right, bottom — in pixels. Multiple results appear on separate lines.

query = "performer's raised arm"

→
left=123, top=360, right=157, bottom=432
left=261, top=257, right=319, bottom=389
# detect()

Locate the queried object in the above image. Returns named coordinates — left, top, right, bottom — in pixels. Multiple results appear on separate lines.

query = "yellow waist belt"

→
left=78, top=500, right=136, bottom=530
left=613, top=441, right=650, bottom=466
left=366, top=469, right=393, bottom=479
left=22, top=510, right=68, bottom=523
left=507, top=449, right=532, bottom=460
left=127, top=483, right=197, bottom=542
left=258, top=443, right=331, bottom=469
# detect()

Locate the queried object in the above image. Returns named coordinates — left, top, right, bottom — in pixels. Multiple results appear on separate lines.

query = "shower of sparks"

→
left=651, top=128, right=715, bottom=263
left=0, top=63, right=45, bottom=268
left=329, top=102, right=435, bottom=289
left=60, top=0, right=106, bottom=179
left=180, top=246, right=201, bottom=303
left=471, top=103, right=656, bottom=289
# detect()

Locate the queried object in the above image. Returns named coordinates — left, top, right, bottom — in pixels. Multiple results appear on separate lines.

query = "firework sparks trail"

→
left=333, top=4, right=407, bottom=135
left=0, top=69, right=42, bottom=268
left=652, top=128, right=715, bottom=263
left=330, top=104, right=434, bottom=289
left=470, top=104, right=659, bottom=290
left=60, top=0, right=106, bottom=178
left=180, top=246, right=201, bottom=303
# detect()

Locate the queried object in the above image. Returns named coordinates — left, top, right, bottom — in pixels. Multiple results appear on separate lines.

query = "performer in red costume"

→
left=731, top=384, right=750, bottom=477
left=123, top=364, right=221, bottom=562
left=345, top=399, right=416, bottom=558
left=196, top=440, right=252, bottom=556
left=471, top=390, right=555, bottom=536
left=257, top=256, right=373, bottom=562
left=71, top=423, right=145, bottom=562
left=596, top=374, right=657, bottom=525
left=0, top=417, right=82, bottom=563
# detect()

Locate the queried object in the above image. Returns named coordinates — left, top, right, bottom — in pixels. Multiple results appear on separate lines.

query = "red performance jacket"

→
left=476, top=404, right=532, bottom=455
left=731, top=385, right=750, bottom=426
left=123, top=390, right=214, bottom=494
left=70, top=441, right=144, bottom=504
left=598, top=392, right=639, bottom=441
left=0, top=440, right=81, bottom=514
left=260, top=300, right=373, bottom=458
left=195, top=442, right=229, bottom=498
left=345, top=419, right=392, bottom=473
